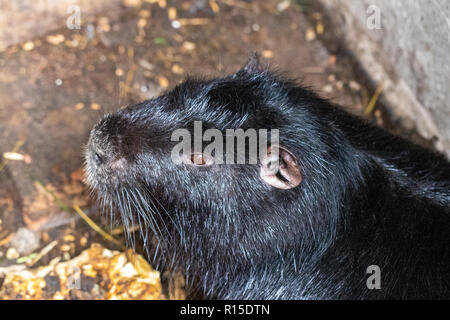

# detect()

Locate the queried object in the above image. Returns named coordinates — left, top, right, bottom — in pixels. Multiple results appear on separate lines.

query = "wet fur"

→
left=85, top=58, right=450, bottom=299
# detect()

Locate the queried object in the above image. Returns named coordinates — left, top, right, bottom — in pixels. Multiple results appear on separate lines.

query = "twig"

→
left=0, top=140, right=25, bottom=172
left=26, top=240, right=58, bottom=267
left=364, top=83, right=383, bottom=116
left=110, top=224, right=140, bottom=236
left=209, top=0, right=220, bottom=13
left=0, top=233, right=14, bottom=247
left=34, top=179, right=71, bottom=213
left=177, top=18, right=210, bottom=26
left=0, top=264, right=26, bottom=275
left=217, top=0, right=252, bottom=10
left=33, top=179, right=123, bottom=248
left=73, top=204, right=123, bottom=247
left=121, top=47, right=136, bottom=99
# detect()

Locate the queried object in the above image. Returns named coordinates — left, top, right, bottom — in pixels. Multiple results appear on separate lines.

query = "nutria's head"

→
left=84, top=57, right=348, bottom=282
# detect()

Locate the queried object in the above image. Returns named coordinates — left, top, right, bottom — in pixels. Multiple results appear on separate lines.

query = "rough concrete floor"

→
left=0, top=0, right=368, bottom=274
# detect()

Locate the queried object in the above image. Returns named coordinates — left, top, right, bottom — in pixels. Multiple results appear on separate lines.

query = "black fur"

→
left=85, top=58, right=450, bottom=299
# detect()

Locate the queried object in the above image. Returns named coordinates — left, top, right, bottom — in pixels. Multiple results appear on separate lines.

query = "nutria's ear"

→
left=260, top=145, right=302, bottom=189
left=240, top=52, right=261, bottom=74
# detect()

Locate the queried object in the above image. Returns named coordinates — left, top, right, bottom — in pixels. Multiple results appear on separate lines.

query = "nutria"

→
left=85, top=56, right=450, bottom=299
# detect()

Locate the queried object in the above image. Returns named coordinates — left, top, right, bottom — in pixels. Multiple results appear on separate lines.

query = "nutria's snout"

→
left=92, top=151, right=104, bottom=166
left=84, top=113, right=136, bottom=189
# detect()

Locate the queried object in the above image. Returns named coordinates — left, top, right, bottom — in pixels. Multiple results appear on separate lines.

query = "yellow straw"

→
left=364, top=83, right=383, bottom=116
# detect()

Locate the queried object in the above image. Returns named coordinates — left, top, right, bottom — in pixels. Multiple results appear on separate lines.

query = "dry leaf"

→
left=46, top=35, right=65, bottom=45
left=0, top=244, right=164, bottom=300
left=182, top=41, right=196, bottom=51
left=168, top=7, right=177, bottom=20
left=262, top=50, right=273, bottom=58
left=22, top=41, right=34, bottom=51
left=90, top=103, right=101, bottom=110
left=158, top=76, right=169, bottom=89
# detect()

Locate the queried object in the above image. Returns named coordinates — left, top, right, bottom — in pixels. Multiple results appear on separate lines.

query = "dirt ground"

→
left=0, top=0, right=382, bottom=299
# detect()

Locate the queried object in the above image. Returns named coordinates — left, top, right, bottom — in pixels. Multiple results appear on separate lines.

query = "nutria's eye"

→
left=190, top=153, right=213, bottom=166
left=191, top=153, right=206, bottom=165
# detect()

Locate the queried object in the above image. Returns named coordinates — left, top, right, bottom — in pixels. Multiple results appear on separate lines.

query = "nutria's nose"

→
left=87, top=112, right=140, bottom=168
left=93, top=152, right=104, bottom=165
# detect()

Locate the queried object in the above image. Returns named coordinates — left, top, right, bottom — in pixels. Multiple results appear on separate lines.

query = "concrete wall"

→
left=318, top=0, right=450, bottom=157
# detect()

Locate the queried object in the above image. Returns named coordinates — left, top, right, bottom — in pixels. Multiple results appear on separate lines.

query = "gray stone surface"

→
left=318, top=0, right=450, bottom=157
